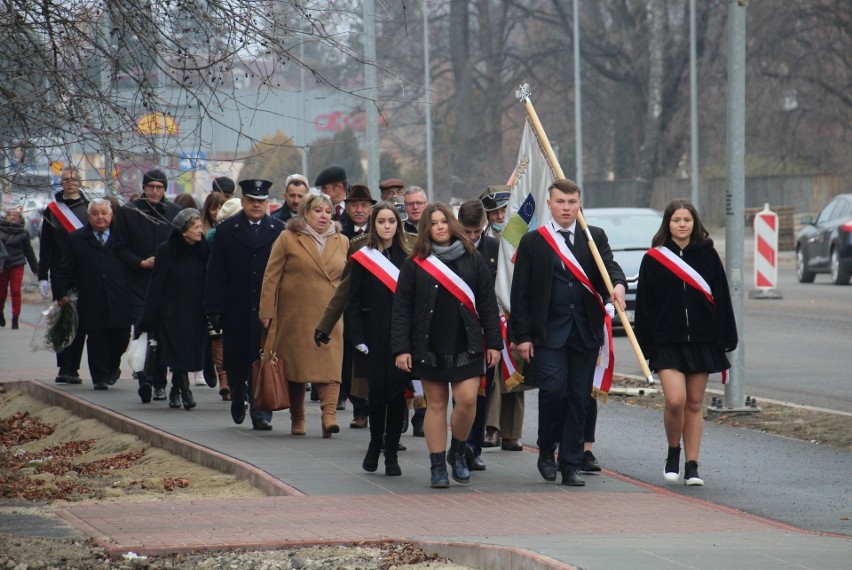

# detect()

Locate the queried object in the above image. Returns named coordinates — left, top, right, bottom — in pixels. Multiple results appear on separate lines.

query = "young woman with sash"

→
left=391, top=202, right=502, bottom=488
left=346, top=202, right=414, bottom=476
left=635, top=199, right=738, bottom=486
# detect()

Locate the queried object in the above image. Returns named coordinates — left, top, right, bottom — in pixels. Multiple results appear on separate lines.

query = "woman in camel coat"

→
left=259, top=193, right=349, bottom=437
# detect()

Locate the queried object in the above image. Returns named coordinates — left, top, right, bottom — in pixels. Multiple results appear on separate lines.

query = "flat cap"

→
left=379, top=178, right=405, bottom=191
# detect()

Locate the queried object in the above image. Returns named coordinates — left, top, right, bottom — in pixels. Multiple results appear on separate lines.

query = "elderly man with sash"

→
left=509, top=179, right=626, bottom=487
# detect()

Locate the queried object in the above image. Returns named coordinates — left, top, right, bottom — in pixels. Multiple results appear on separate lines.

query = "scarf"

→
left=302, top=222, right=337, bottom=253
left=431, top=239, right=466, bottom=262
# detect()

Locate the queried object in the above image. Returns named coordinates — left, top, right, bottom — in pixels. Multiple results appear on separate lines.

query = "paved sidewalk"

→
left=2, top=305, right=851, bottom=569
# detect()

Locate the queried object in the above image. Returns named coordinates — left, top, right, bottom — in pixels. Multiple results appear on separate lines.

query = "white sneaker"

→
left=193, top=371, right=207, bottom=386
left=664, top=470, right=680, bottom=483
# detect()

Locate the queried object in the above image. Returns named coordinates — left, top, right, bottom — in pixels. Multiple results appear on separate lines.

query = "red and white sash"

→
left=499, top=312, right=518, bottom=380
left=538, top=224, right=614, bottom=396
left=47, top=201, right=85, bottom=234
left=646, top=246, right=714, bottom=305
left=350, top=247, right=400, bottom=292
left=412, top=255, right=477, bottom=316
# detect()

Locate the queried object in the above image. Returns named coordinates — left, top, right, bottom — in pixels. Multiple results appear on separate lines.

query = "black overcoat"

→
left=634, top=238, right=738, bottom=358
left=390, top=248, right=502, bottom=364
left=477, top=235, right=500, bottom=284
left=114, top=197, right=181, bottom=308
left=204, top=211, right=285, bottom=380
left=346, top=244, right=411, bottom=402
left=54, top=226, right=130, bottom=331
left=142, top=231, right=209, bottom=371
left=38, top=192, right=88, bottom=287
left=509, top=224, right=626, bottom=347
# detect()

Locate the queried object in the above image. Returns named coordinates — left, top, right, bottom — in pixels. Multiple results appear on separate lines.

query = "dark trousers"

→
left=368, top=392, right=406, bottom=455
left=584, top=397, right=598, bottom=443
left=84, top=327, right=130, bottom=385
left=57, top=329, right=87, bottom=376
left=128, top=302, right=168, bottom=390
left=228, top=362, right=273, bottom=423
left=535, top=331, right=598, bottom=472
left=467, top=367, right=495, bottom=455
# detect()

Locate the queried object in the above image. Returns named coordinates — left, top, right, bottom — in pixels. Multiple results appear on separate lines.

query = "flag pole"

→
left=515, top=83, right=655, bottom=385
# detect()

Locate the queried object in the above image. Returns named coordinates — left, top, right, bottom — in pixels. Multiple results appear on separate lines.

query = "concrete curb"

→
left=1, top=379, right=303, bottom=498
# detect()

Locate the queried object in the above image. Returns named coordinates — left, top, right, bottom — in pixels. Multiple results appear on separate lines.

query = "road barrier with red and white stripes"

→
left=750, top=203, right=783, bottom=299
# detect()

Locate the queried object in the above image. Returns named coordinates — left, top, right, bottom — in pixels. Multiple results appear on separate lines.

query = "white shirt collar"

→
left=548, top=219, right=576, bottom=234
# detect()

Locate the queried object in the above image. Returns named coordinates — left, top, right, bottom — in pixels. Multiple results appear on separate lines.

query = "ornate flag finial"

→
left=515, top=83, right=531, bottom=102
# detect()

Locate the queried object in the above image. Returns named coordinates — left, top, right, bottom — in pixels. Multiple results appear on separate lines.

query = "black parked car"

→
left=583, top=207, right=663, bottom=327
left=796, top=193, right=852, bottom=285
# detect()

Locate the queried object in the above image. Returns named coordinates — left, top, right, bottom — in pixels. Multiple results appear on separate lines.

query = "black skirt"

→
left=650, top=342, right=730, bottom=375
left=413, top=352, right=485, bottom=383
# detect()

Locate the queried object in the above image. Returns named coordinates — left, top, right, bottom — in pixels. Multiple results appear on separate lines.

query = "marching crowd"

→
left=1, top=163, right=736, bottom=489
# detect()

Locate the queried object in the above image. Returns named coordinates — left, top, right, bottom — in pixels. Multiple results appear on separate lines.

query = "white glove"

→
left=355, top=343, right=369, bottom=355
left=605, top=302, right=615, bottom=319
left=39, top=280, right=51, bottom=299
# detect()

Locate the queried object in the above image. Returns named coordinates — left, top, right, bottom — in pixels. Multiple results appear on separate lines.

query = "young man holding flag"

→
left=509, top=179, right=626, bottom=487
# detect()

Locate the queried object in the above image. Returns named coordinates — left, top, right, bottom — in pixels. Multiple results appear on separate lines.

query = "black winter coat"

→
left=391, top=248, right=502, bottom=364
left=634, top=238, right=738, bottom=358
left=0, top=219, right=38, bottom=272
left=510, top=224, right=626, bottom=347
left=38, top=192, right=88, bottom=286
left=54, top=226, right=130, bottom=330
left=142, top=231, right=210, bottom=371
left=204, top=212, right=285, bottom=380
left=477, top=235, right=500, bottom=284
left=346, top=244, right=411, bottom=402
left=114, top=197, right=181, bottom=307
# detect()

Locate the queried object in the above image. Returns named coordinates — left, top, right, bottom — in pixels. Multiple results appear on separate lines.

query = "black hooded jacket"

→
left=634, top=238, right=738, bottom=358
left=0, top=219, right=38, bottom=272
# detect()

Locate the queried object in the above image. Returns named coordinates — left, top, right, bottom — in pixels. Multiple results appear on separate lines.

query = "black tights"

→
left=368, top=392, right=407, bottom=458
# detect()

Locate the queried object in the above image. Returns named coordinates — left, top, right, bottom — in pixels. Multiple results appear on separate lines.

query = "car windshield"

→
left=583, top=211, right=661, bottom=250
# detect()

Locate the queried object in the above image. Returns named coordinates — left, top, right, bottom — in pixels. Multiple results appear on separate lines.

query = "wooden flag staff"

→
left=515, top=83, right=655, bottom=385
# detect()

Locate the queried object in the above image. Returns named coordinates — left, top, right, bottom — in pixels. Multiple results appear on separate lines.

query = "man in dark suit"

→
left=270, top=174, right=308, bottom=223
left=458, top=199, right=500, bottom=470
left=54, top=199, right=131, bottom=390
left=204, top=179, right=285, bottom=430
left=314, top=165, right=349, bottom=223
left=338, top=185, right=376, bottom=428
left=509, top=179, right=626, bottom=487
left=114, top=168, right=181, bottom=403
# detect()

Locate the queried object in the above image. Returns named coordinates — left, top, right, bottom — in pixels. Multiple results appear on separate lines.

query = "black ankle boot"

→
left=11, top=316, right=19, bottom=329
left=0, top=313, right=5, bottom=327
left=447, top=438, right=470, bottom=484
left=176, top=373, right=195, bottom=410
left=168, top=384, right=182, bottom=408
left=429, top=452, right=449, bottom=488
left=362, top=440, right=382, bottom=472
left=384, top=440, right=402, bottom=476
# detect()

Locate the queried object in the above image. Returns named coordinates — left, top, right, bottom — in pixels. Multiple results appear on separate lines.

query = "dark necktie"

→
left=97, top=231, right=106, bottom=247
left=560, top=229, right=574, bottom=251
left=354, top=227, right=364, bottom=236
left=335, top=205, right=343, bottom=219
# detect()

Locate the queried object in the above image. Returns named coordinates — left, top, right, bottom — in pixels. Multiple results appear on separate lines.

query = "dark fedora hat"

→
left=344, top=184, right=377, bottom=205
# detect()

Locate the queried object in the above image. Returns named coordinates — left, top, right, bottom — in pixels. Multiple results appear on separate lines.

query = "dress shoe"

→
left=482, top=427, right=501, bottom=448
left=11, top=316, right=19, bottom=329
left=471, top=455, right=487, bottom=471
left=66, top=374, right=82, bottom=385
left=350, top=416, right=368, bottom=429
left=54, top=374, right=68, bottom=384
left=168, top=385, right=182, bottom=409
left=336, top=400, right=346, bottom=411
left=381, top=440, right=407, bottom=452
left=138, top=383, right=153, bottom=404
left=230, top=399, right=246, bottom=424
left=561, top=470, right=586, bottom=487
left=153, top=387, right=167, bottom=401
left=501, top=438, right=523, bottom=451
left=93, top=382, right=108, bottom=390
left=537, top=455, right=558, bottom=482
left=581, top=450, right=601, bottom=472
left=106, top=370, right=120, bottom=386
left=252, top=418, right=272, bottom=431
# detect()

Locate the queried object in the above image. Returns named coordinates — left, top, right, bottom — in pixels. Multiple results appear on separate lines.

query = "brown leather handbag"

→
left=251, top=326, right=290, bottom=411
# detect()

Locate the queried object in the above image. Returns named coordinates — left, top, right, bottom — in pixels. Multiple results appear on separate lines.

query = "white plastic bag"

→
left=29, top=299, right=78, bottom=353
left=124, top=332, right=148, bottom=372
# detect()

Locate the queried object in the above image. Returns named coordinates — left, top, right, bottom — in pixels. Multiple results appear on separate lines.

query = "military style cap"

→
left=314, top=164, right=347, bottom=188
left=239, top=179, right=272, bottom=200
left=480, top=185, right=511, bottom=212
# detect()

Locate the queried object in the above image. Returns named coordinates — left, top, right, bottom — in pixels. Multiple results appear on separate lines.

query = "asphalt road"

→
left=613, top=265, right=852, bottom=413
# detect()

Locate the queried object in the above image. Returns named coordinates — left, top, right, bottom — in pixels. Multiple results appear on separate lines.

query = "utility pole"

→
left=299, top=29, right=309, bottom=179
left=363, top=0, right=380, bottom=190
left=423, top=1, right=434, bottom=201
left=573, top=0, right=583, bottom=187
left=724, top=0, right=747, bottom=410
left=690, top=0, right=700, bottom=211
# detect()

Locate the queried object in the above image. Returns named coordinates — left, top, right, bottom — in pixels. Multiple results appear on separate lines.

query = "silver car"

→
left=582, top=207, right=663, bottom=327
